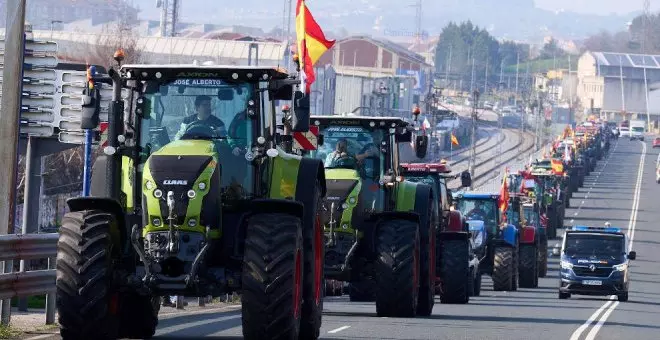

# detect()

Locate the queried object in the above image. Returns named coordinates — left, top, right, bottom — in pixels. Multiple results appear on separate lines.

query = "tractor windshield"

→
left=309, top=125, right=385, bottom=179
left=455, top=199, right=498, bottom=233
left=523, top=205, right=539, bottom=227
left=139, top=78, right=254, bottom=151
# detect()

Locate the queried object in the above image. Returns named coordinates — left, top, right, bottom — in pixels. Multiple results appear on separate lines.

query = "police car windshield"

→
left=564, top=234, right=624, bottom=257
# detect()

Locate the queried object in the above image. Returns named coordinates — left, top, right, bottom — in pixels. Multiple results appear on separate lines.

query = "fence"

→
left=0, top=233, right=57, bottom=326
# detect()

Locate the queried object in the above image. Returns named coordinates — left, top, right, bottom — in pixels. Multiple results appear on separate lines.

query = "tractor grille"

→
left=149, top=155, right=213, bottom=225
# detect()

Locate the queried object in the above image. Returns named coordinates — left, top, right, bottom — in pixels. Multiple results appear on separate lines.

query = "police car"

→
left=558, top=225, right=636, bottom=302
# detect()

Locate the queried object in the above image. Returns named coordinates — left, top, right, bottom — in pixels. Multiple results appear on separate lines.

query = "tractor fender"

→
left=520, top=225, right=536, bottom=245
left=501, top=223, right=518, bottom=248
left=445, top=210, right=465, bottom=232
left=250, top=198, right=305, bottom=219
left=66, top=197, right=127, bottom=255
left=438, top=231, right=470, bottom=242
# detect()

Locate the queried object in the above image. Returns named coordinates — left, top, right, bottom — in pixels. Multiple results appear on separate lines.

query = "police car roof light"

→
left=571, top=226, right=622, bottom=233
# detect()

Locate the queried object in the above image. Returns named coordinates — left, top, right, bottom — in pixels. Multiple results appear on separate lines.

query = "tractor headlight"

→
left=341, top=202, right=349, bottom=210
left=348, top=197, right=357, bottom=205
left=188, top=219, right=197, bottom=227
left=187, top=190, right=196, bottom=199
left=560, top=260, right=573, bottom=270
left=198, top=182, right=206, bottom=190
left=153, top=189, right=163, bottom=198
left=152, top=218, right=161, bottom=226
left=145, top=180, right=155, bottom=190
left=341, top=223, right=349, bottom=230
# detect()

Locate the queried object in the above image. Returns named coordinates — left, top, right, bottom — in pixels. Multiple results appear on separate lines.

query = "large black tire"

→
left=439, top=239, right=470, bottom=304
left=300, top=183, right=324, bottom=339
left=547, top=209, right=557, bottom=239
left=492, top=246, right=515, bottom=291
left=56, top=210, right=120, bottom=340
left=349, top=257, right=376, bottom=302
left=538, top=237, right=548, bottom=278
left=118, top=294, right=160, bottom=339
left=416, top=212, right=435, bottom=316
left=518, top=245, right=538, bottom=288
left=375, top=219, right=420, bottom=317
left=473, top=272, right=482, bottom=296
left=242, top=213, right=303, bottom=340
left=512, top=244, right=519, bottom=291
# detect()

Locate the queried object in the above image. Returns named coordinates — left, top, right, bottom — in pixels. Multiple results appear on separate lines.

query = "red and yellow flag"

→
left=498, top=168, right=510, bottom=213
left=451, top=132, right=459, bottom=146
left=295, top=0, right=335, bottom=93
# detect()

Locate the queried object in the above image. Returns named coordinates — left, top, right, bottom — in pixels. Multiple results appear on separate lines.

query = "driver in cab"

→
left=467, top=201, right=489, bottom=221
left=174, top=95, right=227, bottom=140
left=324, top=138, right=376, bottom=167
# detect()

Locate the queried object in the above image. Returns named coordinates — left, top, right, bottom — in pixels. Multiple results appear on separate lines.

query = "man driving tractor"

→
left=174, top=95, right=227, bottom=140
left=324, top=138, right=377, bottom=168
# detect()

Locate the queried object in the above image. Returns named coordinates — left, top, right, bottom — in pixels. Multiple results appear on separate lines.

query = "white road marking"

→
left=569, top=297, right=616, bottom=340
left=328, top=325, right=351, bottom=333
left=569, top=140, right=645, bottom=340
left=23, top=334, right=56, bottom=340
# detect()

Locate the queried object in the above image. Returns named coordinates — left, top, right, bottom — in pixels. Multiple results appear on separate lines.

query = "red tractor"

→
left=401, top=162, right=479, bottom=303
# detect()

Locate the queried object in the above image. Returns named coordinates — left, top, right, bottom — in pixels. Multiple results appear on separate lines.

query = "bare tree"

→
left=87, top=20, right=143, bottom=68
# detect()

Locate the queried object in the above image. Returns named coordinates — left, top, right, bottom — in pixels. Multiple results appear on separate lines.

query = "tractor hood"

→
left=467, top=220, right=487, bottom=249
left=321, top=168, right=361, bottom=229
left=141, top=139, right=219, bottom=235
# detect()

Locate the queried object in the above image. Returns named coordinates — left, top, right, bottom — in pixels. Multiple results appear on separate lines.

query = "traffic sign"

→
left=293, top=126, right=319, bottom=150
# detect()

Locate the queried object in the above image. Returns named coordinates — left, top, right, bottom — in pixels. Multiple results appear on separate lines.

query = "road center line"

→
left=569, top=140, right=644, bottom=340
left=328, top=325, right=351, bottom=333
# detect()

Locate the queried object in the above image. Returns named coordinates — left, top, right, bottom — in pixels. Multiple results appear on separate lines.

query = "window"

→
left=455, top=199, right=498, bottom=233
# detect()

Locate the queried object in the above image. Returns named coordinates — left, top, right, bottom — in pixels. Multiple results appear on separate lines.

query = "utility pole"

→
left=445, top=45, right=452, bottom=86
left=643, top=0, right=652, bottom=130
left=0, top=0, right=26, bottom=325
left=469, top=90, right=480, bottom=189
left=514, top=52, right=520, bottom=107
left=470, top=57, right=475, bottom=95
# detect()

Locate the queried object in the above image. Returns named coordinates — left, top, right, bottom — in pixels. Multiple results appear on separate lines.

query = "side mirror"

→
left=414, top=135, right=428, bottom=159
left=460, top=171, right=472, bottom=188
left=628, top=251, right=636, bottom=260
left=80, top=86, right=101, bottom=129
left=291, top=90, right=310, bottom=132
left=135, top=96, right=151, bottom=119
left=395, top=130, right=412, bottom=143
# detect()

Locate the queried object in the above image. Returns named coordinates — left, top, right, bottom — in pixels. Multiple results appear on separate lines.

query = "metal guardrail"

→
left=0, top=233, right=57, bottom=326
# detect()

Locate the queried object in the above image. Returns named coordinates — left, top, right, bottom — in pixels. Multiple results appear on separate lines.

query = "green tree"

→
left=540, top=38, right=565, bottom=59
left=435, top=21, right=501, bottom=81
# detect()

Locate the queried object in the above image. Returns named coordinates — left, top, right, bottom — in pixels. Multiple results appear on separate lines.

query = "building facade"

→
left=577, top=51, right=660, bottom=121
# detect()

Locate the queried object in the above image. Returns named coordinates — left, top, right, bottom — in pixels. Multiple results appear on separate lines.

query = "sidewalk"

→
left=6, top=297, right=240, bottom=339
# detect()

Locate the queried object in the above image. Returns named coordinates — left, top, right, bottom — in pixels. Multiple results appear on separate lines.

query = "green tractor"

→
left=305, top=115, right=434, bottom=317
left=56, top=60, right=328, bottom=339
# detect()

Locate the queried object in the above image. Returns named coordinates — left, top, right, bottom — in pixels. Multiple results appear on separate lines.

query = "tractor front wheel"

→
left=241, top=213, right=303, bottom=340
left=56, top=210, right=121, bottom=340
left=375, top=219, right=420, bottom=317
left=492, top=246, right=515, bottom=291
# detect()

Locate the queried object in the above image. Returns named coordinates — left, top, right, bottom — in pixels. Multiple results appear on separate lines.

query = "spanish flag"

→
left=498, top=168, right=510, bottom=214
left=451, top=132, right=459, bottom=146
left=295, top=0, right=335, bottom=93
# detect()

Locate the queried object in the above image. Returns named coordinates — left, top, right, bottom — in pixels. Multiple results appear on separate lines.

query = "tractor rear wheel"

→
left=119, top=294, right=160, bottom=339
left=241, top=213, right=303, bottom=340
left=416, top=212, right=435, bottom=316
left=375, top=219, right=420, bottom=317
left=492, top=246, right=515, bottom=291
left=518, top=245, right=538, bottom=288
left=300, top=183, right=324, bottom=339
left=439, top=239, right=470, bottom=304
left=538, top=237, right=548, bottom=278
left=349, top=257, right=376, bottom=302
left=56, top=210, right=121, bottom=340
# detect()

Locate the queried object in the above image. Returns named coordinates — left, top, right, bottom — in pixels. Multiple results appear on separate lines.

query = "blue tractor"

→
left=453, top=192, right=520, bottom=291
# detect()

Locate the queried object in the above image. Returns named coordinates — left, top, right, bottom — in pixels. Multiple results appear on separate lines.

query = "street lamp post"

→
left=469, top=90, right=480, bottom=189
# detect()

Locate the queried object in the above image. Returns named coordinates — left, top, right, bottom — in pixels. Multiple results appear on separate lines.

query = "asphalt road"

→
left=23, top=137, right=659, bottom=340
